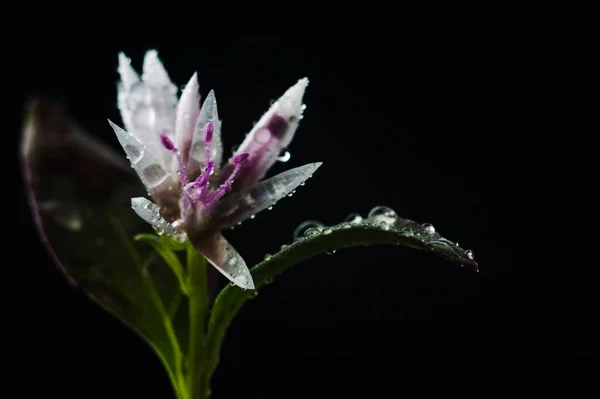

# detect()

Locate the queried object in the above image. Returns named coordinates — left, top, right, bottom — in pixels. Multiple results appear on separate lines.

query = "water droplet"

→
left=421, top=223, right=436, bottom=234
left=465, top=250, right=474, bottom=260
left=293, top=220, right=324, bottom=240
left=142, top=164, right=168, bottom=188
left=234, top=275, right=248, bottom=287
left=254, top=127, right=271, bottom=144
left=287, top=192, right=293, bottom=197
left=344, top=213, right=363, bottom=224
left=323, top=227, right=333, bottom=235
left=263, top=254, right=272, bottom=261
left=250, top=215, right=256, bottom=219
left=326, top=249, right=337, bottom=255
left=379, top=223, right=390, bottom=231
left=300, top=182, right=306, bottom=186
left=277, top=151, right=291, bottom=162
left=368, top=205, right=398, bottom=226
left=124, top=144, right=144, bottom=164
left=228, top=257, right=238, bottom=266
left=267, top=206, right=273, bottom=210
left=280, top=244, right=289, bottom=251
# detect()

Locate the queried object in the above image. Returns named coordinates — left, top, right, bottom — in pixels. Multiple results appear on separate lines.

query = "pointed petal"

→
left=215, top=162, right=322, bottom=229
left=219, top=78, right=308, bottom=190
left=187, top=90, right=224, bottom=179
left=174, top=73, right=201, bottom=168
left=191, top=233, right=255, bottom=289
left=117, top=52, right=140, bottom=90
left=131, top=198, right=186, bottom=242
left=108, top=120, right=176, bottom=198
left=117, top=51, right=178, bottom=169
left=142, top=50, right=172, bottom=87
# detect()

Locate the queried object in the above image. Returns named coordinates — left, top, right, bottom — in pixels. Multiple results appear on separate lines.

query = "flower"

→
left=108, top=50, right=322, bottom=290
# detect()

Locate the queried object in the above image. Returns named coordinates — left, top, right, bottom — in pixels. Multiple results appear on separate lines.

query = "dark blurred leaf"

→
left=20, top=99, right=186, bottom=396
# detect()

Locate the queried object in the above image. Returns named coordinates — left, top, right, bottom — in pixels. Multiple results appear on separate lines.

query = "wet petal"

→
left=191, top=233, right=255, bottom=289
left=130, top=197, right=186, bottom=242
left=174, top=73, right=201, bottom=169
left=108, top=120, right=176, bottom=198
left=187, top=90, right=223, bottom=180
left=219, top=78, right=308, bottom=190
left=215, top=162, right=322, bottom=229
left=117, top=52, right=139, bottom=90
left=117, top=50, right=177, bottom=168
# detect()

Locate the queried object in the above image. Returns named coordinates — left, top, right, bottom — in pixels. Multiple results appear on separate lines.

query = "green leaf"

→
left=135, top=233, right=190, bottom=296
left=21, top=99, right=188, bottom=398
left=204, top=215, right=477, bottom=380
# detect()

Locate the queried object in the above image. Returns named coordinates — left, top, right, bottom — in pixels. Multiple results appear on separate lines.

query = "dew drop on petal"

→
left=293, top=220, right=324, bottom=240
left=344, top=213, right=363, bottom=224
left=254, top=127, right=271, bottom=144
left=323, top=227, right=333, bottom=235
left=466, top=250, right=474, bottom=260
left=421, top=223, right=436, bottom=234
left=234, top=275, right=248, bottom=287
left=267, top=206, right=273, bottom=210
left=263, top=254, right=272, bottom=261
left=368, top=205, right=398, bottom=226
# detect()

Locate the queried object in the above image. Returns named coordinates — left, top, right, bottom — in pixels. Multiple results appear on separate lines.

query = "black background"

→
left=3, top=1, right=597, bottom=397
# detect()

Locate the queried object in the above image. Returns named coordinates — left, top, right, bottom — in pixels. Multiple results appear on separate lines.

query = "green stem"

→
left=186, top=245, right=210, bottom=399
left=110, top=218, right=188, bottom=399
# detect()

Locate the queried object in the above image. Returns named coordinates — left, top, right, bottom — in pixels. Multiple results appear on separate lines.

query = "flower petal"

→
left=108, top=120, right=177, bottom=206
left=117, top=52, right=139, bottom=90
left=187, top=90, right=224, bottom=179
left=117, top=51, right=177, bottom=168
left=215, top=162, right=322, bottom=229
left=174, top=73, right=201, bottom=169
left=130, top=197, right=186, bottom=242
left=219, top=78, right=308, bottom=190
left=191, top=233, right=255, bottom=290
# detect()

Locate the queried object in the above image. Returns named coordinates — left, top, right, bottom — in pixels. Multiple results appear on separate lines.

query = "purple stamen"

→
left=159, top=133, right=176, bottom=151
left=203, top=153, right=248, bottom=209
left=160, top=133, right=189, bottom=186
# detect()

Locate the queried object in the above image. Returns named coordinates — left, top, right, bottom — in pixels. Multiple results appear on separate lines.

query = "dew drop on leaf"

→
left=293, top=220, right=324, bottom=240
left=368, top=205, right=398, bottom=225
left=344, top=213, right=363, bottom=224
left=421, top=223, right=436, bottom=234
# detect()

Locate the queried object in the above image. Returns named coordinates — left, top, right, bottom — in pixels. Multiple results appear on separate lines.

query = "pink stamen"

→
left=159, top=133, right=188, bottom=186
left=203, top=153, right=248, bottom=209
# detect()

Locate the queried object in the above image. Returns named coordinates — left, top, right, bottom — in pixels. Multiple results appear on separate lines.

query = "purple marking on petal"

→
left=265, top=114, right=289, bottom=138
left=218, top=78, right=308, bottom=191
left=159, top=133, right=176, bottom=151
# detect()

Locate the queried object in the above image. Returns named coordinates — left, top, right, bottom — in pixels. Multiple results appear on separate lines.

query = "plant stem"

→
left=186, top=245, right=210, bottom=399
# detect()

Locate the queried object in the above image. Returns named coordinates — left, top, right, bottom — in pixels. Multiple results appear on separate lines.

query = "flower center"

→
left=159, top=122, right=248, bottom=218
